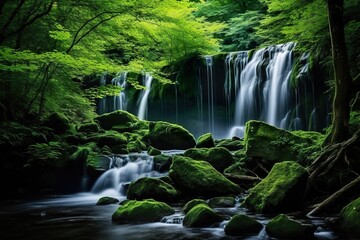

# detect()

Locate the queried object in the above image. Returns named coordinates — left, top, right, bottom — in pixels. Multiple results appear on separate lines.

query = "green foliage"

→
left=26, top=141, right=68, bottom=168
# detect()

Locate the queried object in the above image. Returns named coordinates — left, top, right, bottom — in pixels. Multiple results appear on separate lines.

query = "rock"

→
left=112, top=199, right=174, bottom=224
left=147, top=146, right=161, bottom=156
left=111, top=144, right=129, bottom=154
left=96, top=196, right=119, bottom=205
left=169, top=155, right=241, bottom=197
left=183, top=203, right=222, bottom=228
left=243, top=161, right=308, bottom=213
left=216, top=139, right=244, bottom=151
left=88, top=130, right=127, bottom=148
left=333, top=197, right=360, bottom=238
left=244, top=120, right=319, bottom=163
left=184, top=147, right=234, bottom=172
left=182, top=199, right=208, bottom=214
left=126, top=140, right=147, bottom=153
left=265, top=214, right=315, bottom=239
left=224, top=214, right=263, bottom=236
left=208, top=196, right=236, bottom=208
left=147, top=121, right=196, bottom=150
left=44, top=112, right=70, bottom=134
left=95, top=110, right=139, bottom=130
left=127, top=177, right=178, bottom=203
left=77, top=122, right=102, bottom=133
left=196, top=133, right=215, bottom=148
left=153, top=154, right=172, bottom=172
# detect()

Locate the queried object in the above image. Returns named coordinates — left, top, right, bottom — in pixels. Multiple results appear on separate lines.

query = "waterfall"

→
left=137, top=73, right=153, bottom=120
left=205, top=56, right=215, bottom=133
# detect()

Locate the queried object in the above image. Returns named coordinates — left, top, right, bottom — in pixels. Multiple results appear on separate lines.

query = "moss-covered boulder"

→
left=96, top=196, right=119, bottom=205
left=90, top=130, right=127, bottom=148
left=243, top=161, right=308, bottom=213
left=182, top=199, right=208, bottom=214
left=95, top=110, right=139, bottom=130
left=196, top=133, right=215, bottom=148
left=77, top=122, right=102, bottom=133
left=112, top=199, right=174, bottom=224
left=127, top=177, right=178, bottom=203
left=147, top=121, right=196, bottom=150
left=333, top=197, right=360, bottom=238
left=244, top=120, right=321, bottom=163
left=208, top=196, right=236, bottom=208
left=147, top=146, right=161, bottom=156
left=224, top=214, right=263, bottom=236
left=44, top=112, right=70, bottom=134
left=184, top=147, right=234, bottom=172
left=126, top=139, right=147, bottom=153
left=265, top=214, right=315, bottom=239
left=216, top=139, right=244, bottom=151
left=183, top=203, right=222, bottom=228
left=153, top=154, right=172, bottom=172
left=169, top=156, right=241, bottom=197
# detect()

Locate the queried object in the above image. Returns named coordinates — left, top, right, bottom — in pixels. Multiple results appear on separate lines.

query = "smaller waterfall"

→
left=205, top=56, right=215, bottom=133
left=112, top=72, right=127, bottom=111
left=137, top=73, right=153, bottom=120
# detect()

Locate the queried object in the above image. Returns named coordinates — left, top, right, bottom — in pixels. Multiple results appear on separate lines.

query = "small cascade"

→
left=91, top=153, right=160, bottom=196
left=205, top=56, right=215, bottom=133
left=137, top=73, right=153, bottom=120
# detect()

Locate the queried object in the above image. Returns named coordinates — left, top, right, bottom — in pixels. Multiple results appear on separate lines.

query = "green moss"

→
left=265, top=214, right=315, bottom=239
left=127, top=140, right=147, bottom=153
left=243, top=161, right=308, bottom=213
left=127, top=177, right=178, bottom=203
left=95, top=110, right=139, bottom=130
left=216, top=139, right=244, bottom=151
left=96, top=196, right=119, bottom=205
left=184, top=147, right=234, bottom=172
left=77, top=122, right=102, bottom=133
left=224, top=214, right=262, bottom=236
left=169, top=155, right=241, bottom=197
left=147, top=121, right=196, bottom=150
left=182, top=199, right=208, bottom=214
left=335, top=197, right=360, bottom=238
left=148, top=146, right=161, bottom=156
left=44, top=112, right=70, bottom=134
left=89, top=130, right=127, bottom=148
left=196, top=133, right=215, bottom=148
left=153, top=154, right=172, bottom=172
left=183, top=203, right=222, bottom=228
left=112, top=199, right=174, bottom=224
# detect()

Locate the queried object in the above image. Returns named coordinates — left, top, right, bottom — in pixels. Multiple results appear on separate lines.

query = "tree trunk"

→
left=327, top=0, right=352, bottom=144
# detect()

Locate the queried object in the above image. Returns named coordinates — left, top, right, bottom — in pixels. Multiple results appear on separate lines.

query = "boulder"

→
left=182, top=199, right=208, bottom=214
left=153, top=154, right=172, bottom=172
left=147, top=146, right=161, bottom=156
left=224, top=214, right=263, bottom=236
left=208, top=196, right=236, bottom=208
left=243, top=161, right=308, bottom=213
left=127, top=177, right=178, bottom=203
left=147, top=121, right=196, bottom=150
left=184, top=147, right=234, bottom=172
left=95, top=110, right=139, bottom=130
left=89, top=130, right=127, bottom=148
left=183, top=203, right=222, bottom=228
left=265, top=214, right=315, bottom=239
left=44, top=112, right=70, bottom=134
left=196, top=133, right=215, bottom=148
left=169, top=155, right=241, bottom=197
left=216, top=139, right=244, bottom=151
left=77, top=122, right=102, bottom=133
left=96, top=196, right=119, bottom=205
left=112, top=199, right=174, bottom=224
left=126, top=140, right=147, bottom=153
left=333, top=197, right=360, bottom=238
left=244, top=120, right=319, bottom=163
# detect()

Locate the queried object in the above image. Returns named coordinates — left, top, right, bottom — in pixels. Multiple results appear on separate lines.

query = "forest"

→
left=0, top=0, right=359, bottom=239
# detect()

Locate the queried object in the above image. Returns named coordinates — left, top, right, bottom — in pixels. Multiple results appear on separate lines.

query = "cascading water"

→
left=137, top=73, right=153, bottom=120
left=205, top=56, right=215, bottom=133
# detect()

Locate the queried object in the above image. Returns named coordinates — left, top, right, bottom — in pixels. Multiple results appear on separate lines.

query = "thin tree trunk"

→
left=327, top=0, right=352, bottom=144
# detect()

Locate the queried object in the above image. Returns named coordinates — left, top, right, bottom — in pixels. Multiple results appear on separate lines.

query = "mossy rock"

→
left=216, top=139, right=244, bottom=151
left=44, top=112, right=70, bottom=134
left=111, top=144, right=128, bottom=154
left=147, top=121, right=196, bottom=150
left=127, top=140, right=147, bottom=153
left=169, top=156, right=241, bottom=197
left=224, top=214, right=263, bottom=236
left=196, top=133, right=215, bottom=148
left=184, top=147, right=234, bottom=172
left=208, top=196, right=236, bottom=208
left=148, top=146, right=161, bottom=156
left=183, top=203, right=222, bottom=228
left=182, top=199, right=208, bottom=214
left=243, top=161, right=308, bottom=213
left=244, top=120, right=318, bottom=163
left=153, top=154, right=172, bottom=172
left=333, top=197, right=360, bottom=238
left=96, top=196, right=119, bottom=205
left=77, top=122, right=102, bottom=133
left=265, top=214, right=315, bottom=239
left=127, top=177, right=178, bottom=203
left=88, top=130, right=127, bottom=148
left=112, top=199, right=174, bottom=224
left=95, top=110, right=139, bottom=130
